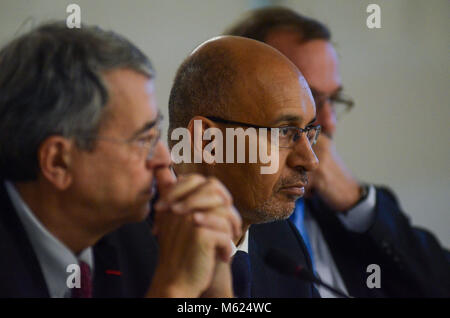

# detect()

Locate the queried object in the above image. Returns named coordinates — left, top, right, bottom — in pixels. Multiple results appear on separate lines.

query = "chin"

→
left=274, top=194, right=297, bottom=212
left=251, top=200, right=295, bottom=224
left=277, top=202, right=296, bottom=219
left=127, top=203, right=151, bottom=223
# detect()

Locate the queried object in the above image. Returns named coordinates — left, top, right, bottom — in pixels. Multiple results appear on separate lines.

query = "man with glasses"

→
left=0, top=22, right=241, bottom=297
left=169, top=35, right=321, bottom=297
left=225, top=7, right=450, bottom=297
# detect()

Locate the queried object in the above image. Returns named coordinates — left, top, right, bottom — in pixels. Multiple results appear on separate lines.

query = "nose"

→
left=287, top=134, right=319, bottom=173
left=147, top=140, right=172, bottom=166
left=317, top=100, right=337, bottom=137
left=146, top=140, right=175, bottom=193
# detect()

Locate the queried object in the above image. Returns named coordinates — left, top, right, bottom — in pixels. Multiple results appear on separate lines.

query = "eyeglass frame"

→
left=309, top=87, right=354, bottom=118
left=76, top=113, right=163, bottom=160
left=204, top=116, right=321, bottom=147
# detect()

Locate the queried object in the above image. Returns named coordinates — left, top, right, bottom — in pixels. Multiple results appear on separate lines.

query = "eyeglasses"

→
left=205, top=116, right=321, bottom=148
left=310, top=88, right=354, bottom=119
left=80, top=114, right=162, bottom=160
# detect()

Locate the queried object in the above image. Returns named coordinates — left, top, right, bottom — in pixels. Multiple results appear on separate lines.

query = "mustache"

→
left=279, top=172, right=308, bottom=188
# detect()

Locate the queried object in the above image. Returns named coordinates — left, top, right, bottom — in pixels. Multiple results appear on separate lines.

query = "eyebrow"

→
left=331, top=86, right=343, bottom=97
left=271, top=114, right=303, bottom=125
left=270, top=114, right=317, bottom=127
left=130, top=113, right=162, bottom=138
left=310, top=85, right=343, bottom=96
left=307, top=117, right=317, bottom=126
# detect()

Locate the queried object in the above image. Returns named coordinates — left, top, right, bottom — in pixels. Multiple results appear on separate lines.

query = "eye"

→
left=279, top=127, right=291, bottom=137
left=305, top=126, right=319, bottom=143
left=135, top=135, right=154, bottom=147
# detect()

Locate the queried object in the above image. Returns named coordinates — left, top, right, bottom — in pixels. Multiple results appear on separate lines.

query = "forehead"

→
left=289, top=40, right=341, bottom=93
left=236, top=67, right=316, bottom=127
left=101, top=69, right=158, bottom=135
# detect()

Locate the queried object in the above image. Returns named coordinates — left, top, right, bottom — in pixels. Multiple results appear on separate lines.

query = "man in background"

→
left=0, top=22, right=241, bottom=297
left=225, top=6, right=450, bottom=297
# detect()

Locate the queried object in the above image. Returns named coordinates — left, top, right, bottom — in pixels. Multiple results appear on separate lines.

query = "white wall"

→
left=0, top=0, right=448, bottom=246
left=283, top=0, right=450, bottom=247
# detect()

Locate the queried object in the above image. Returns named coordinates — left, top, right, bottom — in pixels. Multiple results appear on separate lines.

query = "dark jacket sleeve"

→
left=308, top=186, right=450, bottom=297
left=363, top=186, right=450, bottom=297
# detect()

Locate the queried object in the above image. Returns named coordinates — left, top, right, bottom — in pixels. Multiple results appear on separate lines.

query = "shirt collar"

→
left=231, top=228, right=249, bottom=255
left=4, top=181, right=93, bottom=298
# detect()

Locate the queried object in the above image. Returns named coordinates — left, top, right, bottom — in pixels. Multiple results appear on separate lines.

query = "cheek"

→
left=246, top=163, right=282, bottom=202
left=95, top=153, right=150, bottom=200
left=115, top=157, right=152, bottom=195
left=273, top=151, right=290, bottom=184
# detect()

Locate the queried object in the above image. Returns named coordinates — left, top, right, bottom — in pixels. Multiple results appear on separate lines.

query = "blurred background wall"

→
left=0, top=0, right=448, bottom=246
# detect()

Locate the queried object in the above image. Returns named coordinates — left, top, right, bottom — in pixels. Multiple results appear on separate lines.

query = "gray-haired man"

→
left=0, top=22, right=241, bottom=297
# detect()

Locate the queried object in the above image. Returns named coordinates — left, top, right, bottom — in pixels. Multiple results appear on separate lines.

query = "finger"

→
left=202, top=205, right=242, bottom=241
left=198, top=228, right=233, bottom=263
left=171, top=190, right=225, bottom=214
left=229, top=205, right=242, bottom=240
left=170, top=177, right=233, bottom=214
left=158, top=174, right=206, bottom=206
left=206, top=177, right=233, bottom=205
left=152, top=199, right=172, bottom=236
left=193, top=212, right=233, bottom=237
left=181, top=201, right=241, bottom=241
left=213, top=231, right=234, bottom=263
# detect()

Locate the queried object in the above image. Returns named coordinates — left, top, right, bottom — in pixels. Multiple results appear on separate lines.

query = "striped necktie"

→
left=71, top=261, right=93, bottom=298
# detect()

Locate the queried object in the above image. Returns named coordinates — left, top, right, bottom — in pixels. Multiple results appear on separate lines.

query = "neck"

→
left=14, top=181, right=112, bottom=254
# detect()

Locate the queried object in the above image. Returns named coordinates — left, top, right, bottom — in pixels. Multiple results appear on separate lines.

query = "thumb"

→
left=155, top=168, right=177, bottom=198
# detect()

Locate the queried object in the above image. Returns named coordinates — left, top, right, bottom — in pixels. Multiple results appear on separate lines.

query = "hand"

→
left=200, top=260, right=234, bottom=298
left=147, top=173, right=241, bottom=297
left=306, top=135, right=362, bottom=212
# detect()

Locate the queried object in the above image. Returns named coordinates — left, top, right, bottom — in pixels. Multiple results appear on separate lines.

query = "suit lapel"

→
left=306, top=195, right=386, bottom=297
left=0, top=182, right=49, bottom=297
left=249, top=220, right=317, bottom=297
left=92, top=234, right=125, bottom=298
left=248, top=229, right=271, bottom=297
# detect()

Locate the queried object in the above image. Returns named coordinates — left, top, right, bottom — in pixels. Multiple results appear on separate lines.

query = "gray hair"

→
left=0, top=21, right=154, bottom=181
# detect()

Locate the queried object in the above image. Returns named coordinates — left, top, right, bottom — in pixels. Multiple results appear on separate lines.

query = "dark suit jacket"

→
left=249, top=220, right=320, bottom=297
left=0, top=181, right=318, bottom=298
left=0, top=181, right=159, bottom=297
left=306, top=186, right=450, bottom=297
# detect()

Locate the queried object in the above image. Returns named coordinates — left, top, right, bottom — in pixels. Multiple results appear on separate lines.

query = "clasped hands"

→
left=147, top=170, right=242, bottom=298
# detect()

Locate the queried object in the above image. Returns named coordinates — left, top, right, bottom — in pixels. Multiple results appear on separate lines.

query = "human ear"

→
left=187, top=116, right=218, bottom=165
left=38, top=136, right=74, bottom=190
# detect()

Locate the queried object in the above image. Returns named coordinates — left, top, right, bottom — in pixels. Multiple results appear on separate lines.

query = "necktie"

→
left=71, top=261, right=93, bottom=298
left=289, top=198, right=316, bottom=273
left=231, top=250, right=251, bottom=298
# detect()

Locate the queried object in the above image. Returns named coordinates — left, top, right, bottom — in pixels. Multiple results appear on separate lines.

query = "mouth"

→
left=278, top=183, right=306, bottom=198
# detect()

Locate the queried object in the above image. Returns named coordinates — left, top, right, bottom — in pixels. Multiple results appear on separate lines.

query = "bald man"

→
left=168, top=36, right=321, bottom=297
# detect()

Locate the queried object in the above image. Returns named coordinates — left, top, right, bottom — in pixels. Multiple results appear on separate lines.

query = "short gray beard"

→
left=248, top=197, right=295, bottom=225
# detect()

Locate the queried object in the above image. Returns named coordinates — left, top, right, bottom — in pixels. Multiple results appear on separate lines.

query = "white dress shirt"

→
left=304, top=185, right=377, bottom=297
left=4, top=181, right=93, bottom=298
